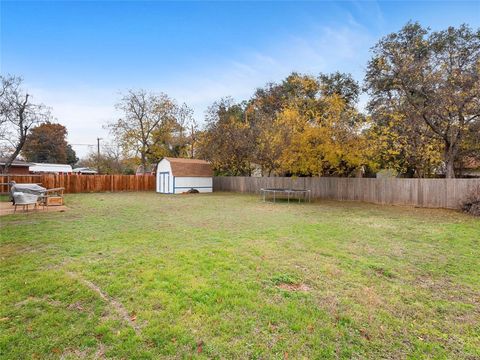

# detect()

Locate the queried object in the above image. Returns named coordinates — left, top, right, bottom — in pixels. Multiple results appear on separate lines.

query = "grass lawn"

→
left=1, top=192, right=479, bottom=359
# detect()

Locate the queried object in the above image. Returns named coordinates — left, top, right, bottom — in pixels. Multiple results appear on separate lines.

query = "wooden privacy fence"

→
left=213, top=176, right=480, bottom=209
left=0, top=174, right=156, bottom=194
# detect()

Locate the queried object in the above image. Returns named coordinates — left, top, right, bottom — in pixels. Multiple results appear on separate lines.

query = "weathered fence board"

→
left=213, top=176, right=480, bottom=209
left=0, top=174, right=156, bottom=194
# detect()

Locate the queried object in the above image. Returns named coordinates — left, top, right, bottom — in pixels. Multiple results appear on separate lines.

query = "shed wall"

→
left=174, top=177, right=212, bottom=194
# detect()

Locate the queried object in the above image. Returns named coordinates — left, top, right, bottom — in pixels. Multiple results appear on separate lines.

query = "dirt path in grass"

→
left=66, top=271, right=141, bottom=335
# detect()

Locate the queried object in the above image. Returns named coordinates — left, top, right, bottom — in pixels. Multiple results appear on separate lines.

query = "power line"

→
left=70, top=143, right=118, bottom=148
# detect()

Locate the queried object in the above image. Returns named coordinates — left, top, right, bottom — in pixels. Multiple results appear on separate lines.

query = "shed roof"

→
left=164, top=157, right=213, bottom=177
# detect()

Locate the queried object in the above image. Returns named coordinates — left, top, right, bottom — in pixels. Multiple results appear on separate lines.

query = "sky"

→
left=1, top=0, right=479, bottom=157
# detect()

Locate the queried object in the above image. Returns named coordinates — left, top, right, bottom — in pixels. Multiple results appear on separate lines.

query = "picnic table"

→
left=12, top=192, right=39, bottom=213
left=10, top=183, right=65, bottom=207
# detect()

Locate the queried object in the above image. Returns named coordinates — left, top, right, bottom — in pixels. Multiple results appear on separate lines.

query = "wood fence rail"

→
left=213, top=176, right=480, bottom=209
left=0, top=174, right=156, bottom=194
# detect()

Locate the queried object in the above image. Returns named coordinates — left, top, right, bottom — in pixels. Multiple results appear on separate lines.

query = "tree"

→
left=277, top=94, right=372, bottom=176
left=0, top=75, right=50, bottom=173
left=365, top=22, right=480, bottom=178
left=77, top=144, right=135, bottom=174
left=197, top=98, right=253, bottom=175
left=66, top=144, right=79, bottom=166
left=22, top=122, right=78, bottom=165
left=246, top=72, right=371, bottom=176
left=366, top=111, right=443, bottom=177
left=200, top=73, right=372, bottom=177
left=247, top=73, right=322, bottom=175
left=149, top=103, right=195, bottom=159
left=318, top=72, right=360, bottom=106
left=187, top=118, right=200, bottom=158
left=107, top=90, right=191, bottom=173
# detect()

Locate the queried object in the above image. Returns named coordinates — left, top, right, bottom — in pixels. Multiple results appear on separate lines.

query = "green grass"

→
left=1, top=192, right=479, bottom=359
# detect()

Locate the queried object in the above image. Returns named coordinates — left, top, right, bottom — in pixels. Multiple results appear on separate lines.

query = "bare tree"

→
left=107, top=90, right=195, bottom=172
left=0, top=75, right=51, bottom=173
left=188, top=117, right=199, bottom=158
left=77, top=143, right=134, bottom=174
left=107, top=90, right=177, bottom=173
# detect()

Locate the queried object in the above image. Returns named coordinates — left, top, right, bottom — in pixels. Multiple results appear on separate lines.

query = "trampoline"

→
left=260, top=188, right=311, bottom=203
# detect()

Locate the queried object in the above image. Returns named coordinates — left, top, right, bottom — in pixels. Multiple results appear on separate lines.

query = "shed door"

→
left=158, top=172, right=170, bottom=193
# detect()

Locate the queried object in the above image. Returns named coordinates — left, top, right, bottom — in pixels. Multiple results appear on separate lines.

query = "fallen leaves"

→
left=360, top=328, right=371, bottom=341
left=197, top=340, right=204, bottom=354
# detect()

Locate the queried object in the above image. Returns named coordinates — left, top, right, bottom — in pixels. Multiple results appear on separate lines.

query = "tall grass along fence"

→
left=213, top=176, right=480, bottom=209
left=0, top=174, right=156, bottom=194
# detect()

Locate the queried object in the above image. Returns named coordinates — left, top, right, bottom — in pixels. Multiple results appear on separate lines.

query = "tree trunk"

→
left=444, top=144, right=457, bottom=178
left=2, top=133, right=27, bottom=174
left=190, top=124, right=195, bottom=158
left=445, top=158, right=456, bottom=178
left=142, top=158, right=147, bottom=174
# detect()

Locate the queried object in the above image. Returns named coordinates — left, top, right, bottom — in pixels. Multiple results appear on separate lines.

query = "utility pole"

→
left=97, top=137, right=102, bottom=174
left=190, top=124, right=194, bottom=158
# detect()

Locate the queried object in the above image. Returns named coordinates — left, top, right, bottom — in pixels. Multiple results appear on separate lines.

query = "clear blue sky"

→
left=1, top=1, right=479, bottom=157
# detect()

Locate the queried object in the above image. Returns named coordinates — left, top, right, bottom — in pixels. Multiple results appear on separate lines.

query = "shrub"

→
left=461, top=186, right=480, bottom=216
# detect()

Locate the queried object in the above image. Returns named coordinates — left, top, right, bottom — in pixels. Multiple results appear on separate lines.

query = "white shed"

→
left=156, top=157, right=213, bottom=194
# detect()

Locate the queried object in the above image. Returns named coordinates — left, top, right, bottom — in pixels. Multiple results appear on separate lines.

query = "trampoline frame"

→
left=260, top=188, right=311, bottom=203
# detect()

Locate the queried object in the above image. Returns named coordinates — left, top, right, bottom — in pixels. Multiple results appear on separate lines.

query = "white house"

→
left=29, top=163, right=72, bottom=174
left=156, top=157, right=213, bottom=194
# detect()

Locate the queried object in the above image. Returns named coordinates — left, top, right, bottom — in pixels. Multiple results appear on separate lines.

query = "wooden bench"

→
left=42, top=187, right=65, bottom=207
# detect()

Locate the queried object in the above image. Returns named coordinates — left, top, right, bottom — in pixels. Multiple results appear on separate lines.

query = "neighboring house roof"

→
left=462, top=156, right=480, bottom=170
left=73, top=167, right=98, bottom=174
left=0, top=157, right=32, bottom=167
left=163, top=157, right=213, bottom=177
left=29, top=163, right=73, bottom=173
